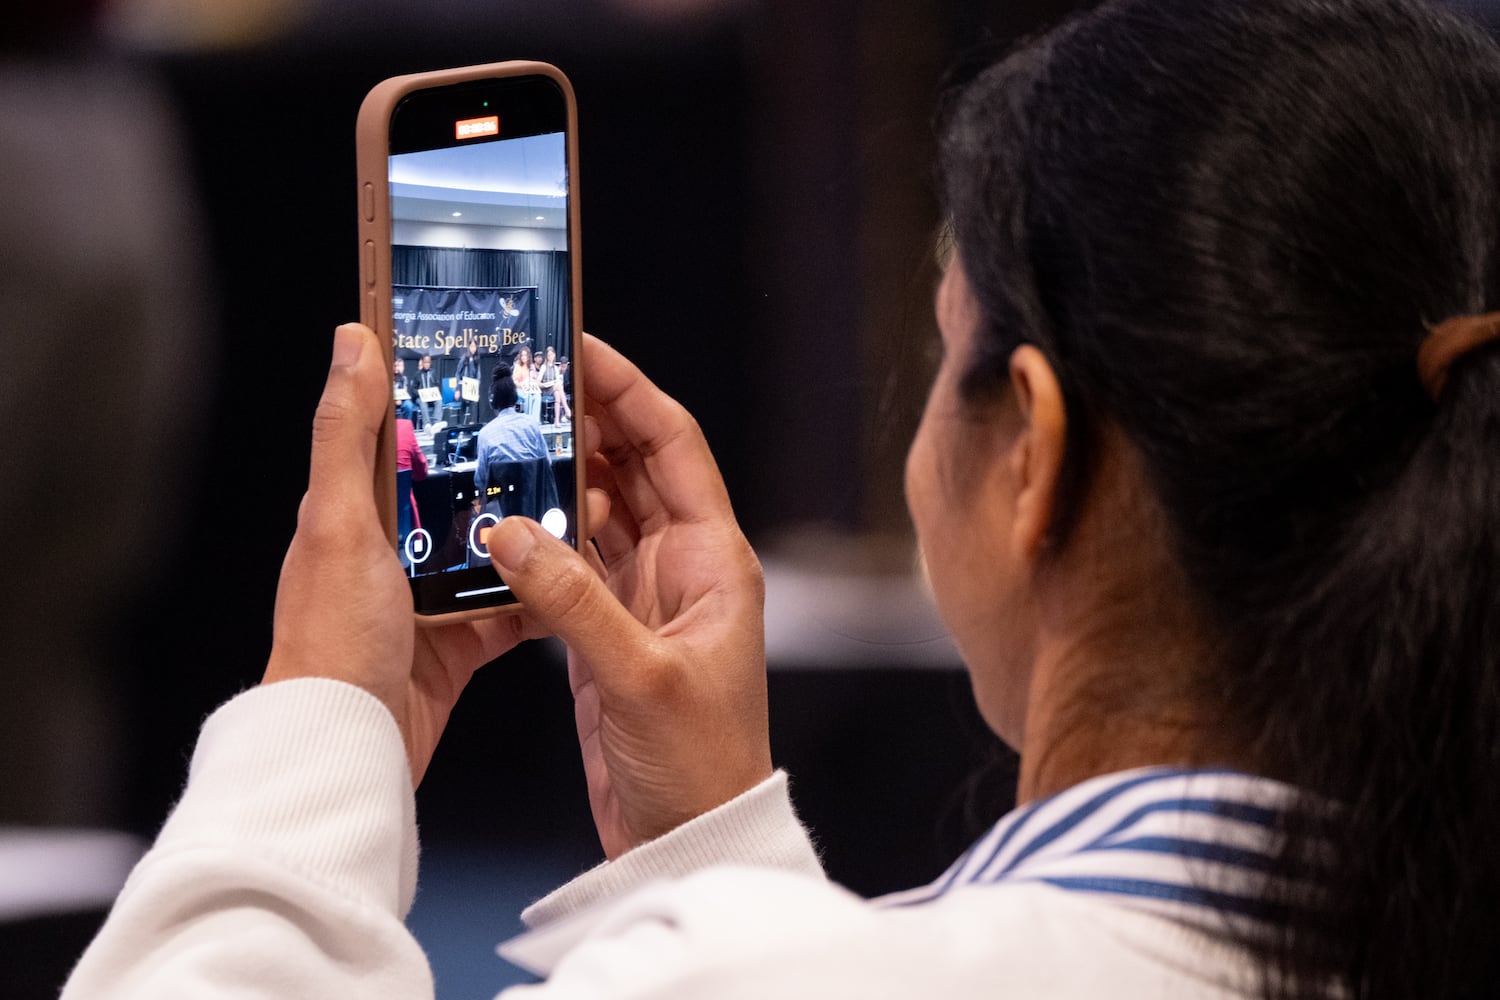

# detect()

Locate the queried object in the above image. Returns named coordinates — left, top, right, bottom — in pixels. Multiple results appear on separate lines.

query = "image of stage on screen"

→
left=388, top=131, right=574, bottom=577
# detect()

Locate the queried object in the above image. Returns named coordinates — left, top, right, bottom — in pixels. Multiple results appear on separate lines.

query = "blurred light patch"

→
left=603, top=0, right=748, bottom=23
left=101, top=0, right=304, bottom=50
left=0, top=829, right=145, bottom=921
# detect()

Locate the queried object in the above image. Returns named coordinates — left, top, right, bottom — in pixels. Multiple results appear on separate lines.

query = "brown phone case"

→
left=355, top=62, right=584, bottom=626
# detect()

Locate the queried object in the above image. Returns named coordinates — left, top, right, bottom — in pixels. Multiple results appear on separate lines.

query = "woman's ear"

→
left=1006, top=345, right=1067, bottom=559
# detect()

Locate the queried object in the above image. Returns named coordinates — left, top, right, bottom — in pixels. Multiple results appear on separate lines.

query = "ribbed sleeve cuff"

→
left=152, top=678, right=419, bottom=917
left=521, top=770, right=823, bottom=928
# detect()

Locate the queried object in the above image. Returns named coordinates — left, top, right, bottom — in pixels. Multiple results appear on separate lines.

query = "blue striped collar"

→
left=878, top=767, right=1297, bottom=932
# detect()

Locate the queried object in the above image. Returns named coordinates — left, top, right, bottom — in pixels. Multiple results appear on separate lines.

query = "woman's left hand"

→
left=262, top=323, right=537, bottom=785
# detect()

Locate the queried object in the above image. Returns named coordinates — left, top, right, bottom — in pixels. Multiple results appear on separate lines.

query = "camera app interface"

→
left=389, top=122, right=573, bottom=598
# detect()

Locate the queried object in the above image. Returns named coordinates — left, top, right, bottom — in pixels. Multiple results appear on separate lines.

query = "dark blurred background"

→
left=7, top=0, right=1493, bottom=996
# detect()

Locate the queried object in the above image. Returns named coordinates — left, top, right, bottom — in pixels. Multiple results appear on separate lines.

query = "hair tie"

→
left=1416, top=311, right=1500, bottom=401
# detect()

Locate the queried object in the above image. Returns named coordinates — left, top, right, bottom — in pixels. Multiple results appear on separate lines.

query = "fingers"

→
left=581, top=536, right=609, bottom=583
left=426, top=609, right=533, bottom=674
left=581, top=414, right=602, bottom=458
left=489, top=515, right=659, bottom=671
left=583, top=487, right=612, bottom=543
left=581, top=334, right=733, bottom=529
left=593, top=499, right=642, bottom=569
left=586, top=454, right=642, bottom=566
left=581, top=487, right=616, bottom=579
left=304, top=324, right=387, bottom=532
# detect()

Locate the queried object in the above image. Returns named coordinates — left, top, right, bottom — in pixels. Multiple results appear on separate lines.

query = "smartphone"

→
left=356, top=62, right=584, bottom=624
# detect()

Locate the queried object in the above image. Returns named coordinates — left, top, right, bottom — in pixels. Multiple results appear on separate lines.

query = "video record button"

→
left=469, top=513, right=499, bottom=560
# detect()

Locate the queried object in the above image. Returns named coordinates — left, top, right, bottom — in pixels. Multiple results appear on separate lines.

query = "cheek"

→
left=904, top=402, right=948, bottom=567
left=905, top=401, right=1034, bottom=747
left=905, top=401, right=983, bottom=619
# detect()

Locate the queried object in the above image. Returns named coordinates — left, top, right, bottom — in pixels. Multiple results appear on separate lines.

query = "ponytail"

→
left=1244, top=341, right=1500, bottom=997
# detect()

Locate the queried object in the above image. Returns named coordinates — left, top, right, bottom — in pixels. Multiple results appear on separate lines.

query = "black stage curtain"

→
left=393, top=245, right=571, bottom=358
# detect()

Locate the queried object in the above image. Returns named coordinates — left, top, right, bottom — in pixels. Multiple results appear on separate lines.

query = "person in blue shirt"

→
left=472, top=366, right=557, bottom=537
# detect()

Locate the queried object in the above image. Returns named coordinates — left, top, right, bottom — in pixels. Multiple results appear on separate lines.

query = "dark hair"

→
left=490, top=366, right=518, bottom=410
left=939, top=1, right=1500, bottom=997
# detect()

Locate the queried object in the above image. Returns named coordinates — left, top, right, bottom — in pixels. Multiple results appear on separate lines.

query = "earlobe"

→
left=1008, top=345, right=1067, bottom=558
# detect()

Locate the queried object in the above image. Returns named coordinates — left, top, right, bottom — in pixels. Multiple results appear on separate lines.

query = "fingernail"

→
left=332, top=324, right=364, bottom=368
left=489, top=517, right=537, bottom=571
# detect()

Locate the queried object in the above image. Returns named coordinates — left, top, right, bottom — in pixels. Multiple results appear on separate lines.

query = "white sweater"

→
left=63, top=679, right=1284, bottom=999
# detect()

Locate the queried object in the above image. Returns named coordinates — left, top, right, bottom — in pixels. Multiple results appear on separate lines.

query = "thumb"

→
left=307, top=323, right=386, bottom=507
left=489, top=516, right=654, bottom=662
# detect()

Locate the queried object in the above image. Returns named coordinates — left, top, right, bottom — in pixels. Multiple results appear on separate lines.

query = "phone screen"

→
left=386, top=76, right=576, bottom=615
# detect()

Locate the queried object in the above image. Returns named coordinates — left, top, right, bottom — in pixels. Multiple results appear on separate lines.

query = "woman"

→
left=64, top=1, right=1500, bottom=998
left=512, top=344, right=542, bottom=421
left=917, top=2, right=1500, bottom=993
left=538, top=343, right=572, bottom=423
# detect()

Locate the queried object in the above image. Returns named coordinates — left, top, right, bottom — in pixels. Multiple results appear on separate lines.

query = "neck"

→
left=1017, top=705, right=1223, bottom=803
left=997, top=423, right=1257, bottom=804
left=1014, top=631, right=1247, bottom=804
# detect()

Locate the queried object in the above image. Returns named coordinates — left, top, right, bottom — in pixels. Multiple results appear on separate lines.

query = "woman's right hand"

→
left=488, top=334, right=771, bottom=859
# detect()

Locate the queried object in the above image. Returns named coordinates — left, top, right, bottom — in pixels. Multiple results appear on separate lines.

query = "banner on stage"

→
left=392, top=285, right=535, bottom=359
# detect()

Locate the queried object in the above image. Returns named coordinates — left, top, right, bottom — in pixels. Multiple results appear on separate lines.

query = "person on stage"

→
left=512, top=345, right=542, bottom=422
left=412, top=354, right=440, bottom=430
left=538, top=344, right=571, bottom=424
left=391, top=356, right=413, bottom=421
left=453, top=343, right=482, bottom=425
